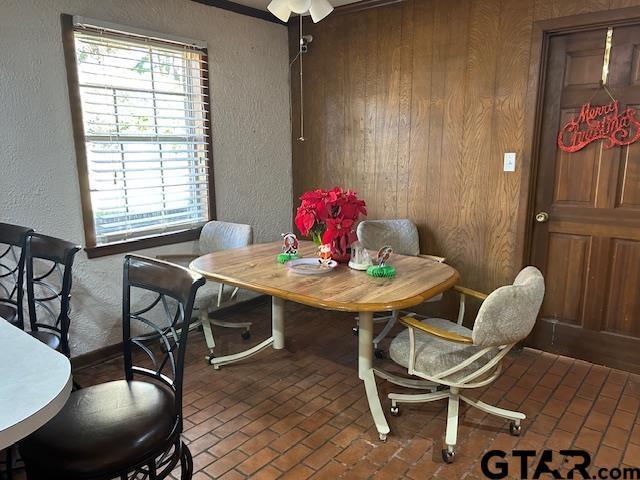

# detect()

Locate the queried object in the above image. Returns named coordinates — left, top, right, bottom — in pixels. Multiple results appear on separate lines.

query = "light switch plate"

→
left=503, top=152, right=516, bottom=172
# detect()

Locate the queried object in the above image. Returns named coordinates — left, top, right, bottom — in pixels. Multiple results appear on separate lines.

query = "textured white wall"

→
left=0, top=0, right=292, bottom=356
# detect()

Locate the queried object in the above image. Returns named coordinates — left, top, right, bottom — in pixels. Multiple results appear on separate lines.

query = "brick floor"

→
left=15, top=301, right=640, bottom=478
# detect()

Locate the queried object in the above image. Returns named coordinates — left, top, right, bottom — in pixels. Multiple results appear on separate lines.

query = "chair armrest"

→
left=400, top=315, right=473, bottom=344
left=156, top=254, right=198, bottom=262
left=156, top=254, right=198, bottom=268
left=417, top=254, right=446, bottom=263
left=453, top=285, right=488, bottom=301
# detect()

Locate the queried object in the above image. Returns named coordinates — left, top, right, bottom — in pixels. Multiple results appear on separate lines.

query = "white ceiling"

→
left=230, top=0, right=360, bottom=11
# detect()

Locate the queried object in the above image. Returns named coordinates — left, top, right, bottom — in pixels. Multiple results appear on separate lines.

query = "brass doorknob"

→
left=535, top=212, right=549, bottom=223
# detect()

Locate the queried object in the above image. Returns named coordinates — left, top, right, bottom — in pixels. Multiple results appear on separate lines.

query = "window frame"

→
left=61, top=14, right=216, bottom=258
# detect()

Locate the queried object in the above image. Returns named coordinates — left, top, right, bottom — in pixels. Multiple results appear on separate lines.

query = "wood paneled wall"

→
left=289, top=0, right=640, bottom=292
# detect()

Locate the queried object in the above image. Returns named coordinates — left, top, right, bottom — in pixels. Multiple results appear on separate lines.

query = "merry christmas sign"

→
left=557, top=100, right=640, bottom=153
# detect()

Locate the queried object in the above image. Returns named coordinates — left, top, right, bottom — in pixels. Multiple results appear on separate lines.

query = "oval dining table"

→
left=191, top=241, right=459, bottom=441
left=0, top=319, right=72, bottom=450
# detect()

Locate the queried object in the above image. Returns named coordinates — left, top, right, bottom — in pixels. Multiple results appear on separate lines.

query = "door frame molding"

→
left=517, top=5, right=640, bottom=268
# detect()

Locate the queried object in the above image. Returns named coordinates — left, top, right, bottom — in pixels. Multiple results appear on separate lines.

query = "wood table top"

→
left=190, top=241, right=459, bottom=312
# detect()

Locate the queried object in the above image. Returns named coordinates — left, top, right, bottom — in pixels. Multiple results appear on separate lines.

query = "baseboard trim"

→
left=71, top=342, right=123, bottom=371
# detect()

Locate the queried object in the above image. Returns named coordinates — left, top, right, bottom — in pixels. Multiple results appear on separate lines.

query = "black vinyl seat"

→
left=20, top=380, right=175, bottom=478
left=28, top=330, right=61, bottom=351
left=0, top=304, right=17, bottom=325
left=20, top=255, right=205, bottom=480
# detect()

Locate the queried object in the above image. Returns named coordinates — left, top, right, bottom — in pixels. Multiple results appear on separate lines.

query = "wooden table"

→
left=0, top=320, right=72, bottom=450
left=190, top=241, right=459, bottom=440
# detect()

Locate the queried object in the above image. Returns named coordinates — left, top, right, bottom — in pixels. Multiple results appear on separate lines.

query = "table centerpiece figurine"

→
left=317, top=243, right=333, bottom=268
left=277, top=232, right=300, bottom=264
left=367, top=246, right=396, bottom=278
left=294, top=186, right=367, bottom=263
left=348, top=241, right=373, bottom=271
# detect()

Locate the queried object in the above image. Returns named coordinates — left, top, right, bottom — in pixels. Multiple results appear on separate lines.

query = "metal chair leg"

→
left=180, top=442, right=193, bottom=479
left=443, top=389, right=459, bottom=461
left=209, top=318, right=252, bottom=340
left=148, top=460, right=157, bottom=480
left=4, top=447, right=12, bottom=480
left=373, top=310, right=399, bottom=349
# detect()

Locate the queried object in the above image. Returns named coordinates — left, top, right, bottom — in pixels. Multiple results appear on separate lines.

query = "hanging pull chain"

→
left=298, top=15, right=305, bottom=142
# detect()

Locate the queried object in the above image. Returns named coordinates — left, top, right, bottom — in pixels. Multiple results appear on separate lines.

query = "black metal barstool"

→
left=0, top=223, right=33, bottom=327
left=23, top=233, right=81, bottom=357
left=20, top=255, right=205, bottom=480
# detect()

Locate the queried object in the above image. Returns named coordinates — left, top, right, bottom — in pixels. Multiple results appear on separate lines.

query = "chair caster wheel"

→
left=352, top=326, right=359, bottom=336
left=241, top=330, right=251, bottom=340
left=374, top=348, right=385, bottom=359
left=442, top=448, right=455, bottom=464
left=509, top=422, right=522, bottom=436
left=379, top=433, right=387, bottom=442
left=390, top=405, right=400, bottom=416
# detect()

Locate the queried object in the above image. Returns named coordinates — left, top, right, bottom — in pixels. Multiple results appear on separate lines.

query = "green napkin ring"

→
left=277, top=253, right=300, bottom=264
left=367, top=265, right=396, bottom=278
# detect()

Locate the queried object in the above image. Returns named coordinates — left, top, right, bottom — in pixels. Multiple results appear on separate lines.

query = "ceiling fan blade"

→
left=267, top=0, right=292, bottom=22
left=309, top=0, right=334, bottom=22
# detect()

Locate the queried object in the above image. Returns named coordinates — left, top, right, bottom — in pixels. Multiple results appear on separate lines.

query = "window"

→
left=63, top=16, right=213, bottom=256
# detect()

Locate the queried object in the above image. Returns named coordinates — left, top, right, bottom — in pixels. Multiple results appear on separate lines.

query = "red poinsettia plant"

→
left=295, top=187, right=367, bottom=261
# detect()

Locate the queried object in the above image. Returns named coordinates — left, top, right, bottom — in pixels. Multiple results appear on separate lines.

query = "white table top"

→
left=0, top=320, right=72, bottom=449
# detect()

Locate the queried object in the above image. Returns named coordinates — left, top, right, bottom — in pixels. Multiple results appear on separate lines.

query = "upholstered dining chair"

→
left=20, top=255, right=205, bottom=480
left=355, top=219, right=445, bottom=358
left=23, top=233, right=81, bottom=357
left=387, top=267, right=545, bottom=463
left=158, top=220, right=258, bottom=364
left=0, top=223, right=32, bottom=327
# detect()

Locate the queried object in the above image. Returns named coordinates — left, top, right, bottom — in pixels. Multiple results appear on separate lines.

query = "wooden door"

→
left=528, top=25, right=640, bottom=373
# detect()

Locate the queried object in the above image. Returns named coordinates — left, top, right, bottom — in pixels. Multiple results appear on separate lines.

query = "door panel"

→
left=564, top=31, right=608, bottom=88
left=617, top=124, right=640, bottom=208
left=554, top=111, right=599, bottom=205
left=528, top=24, right=640, bottom=373
left=606, top=240, right=640, bottom=337
left=565, top=49, right=605, bottom=87
left=630, top=45, right=640, bottom=84
left=542, top=233, right=590, bottom=325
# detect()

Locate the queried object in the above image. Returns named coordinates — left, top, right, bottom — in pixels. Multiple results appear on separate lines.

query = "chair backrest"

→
left=0, top=223, right=33, bottom=313
left=199, top=220, right=253, bottom=255
left=24, top=233, right=81, bottom=356
left=471, top=267, right=545, bottom=347
left=356, top=219, right=420, bottom=256
left=122, top=255, right=205, bottom=428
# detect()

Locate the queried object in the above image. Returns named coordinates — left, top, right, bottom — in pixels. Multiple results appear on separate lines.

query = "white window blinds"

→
left=72, top=23, right=211, bottom=245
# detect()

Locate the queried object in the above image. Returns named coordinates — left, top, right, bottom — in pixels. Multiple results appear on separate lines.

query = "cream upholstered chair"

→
left=387, top=267, right=545, bottom=463
left=355, top=219, right=445, bottom=357
left=158, top=221, right=258, bottom=363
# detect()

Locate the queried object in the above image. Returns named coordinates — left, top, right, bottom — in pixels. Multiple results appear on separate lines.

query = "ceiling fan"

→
left=267, top=0, right=334, bottom=23
left=267, top=0, right=334, bottom=143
